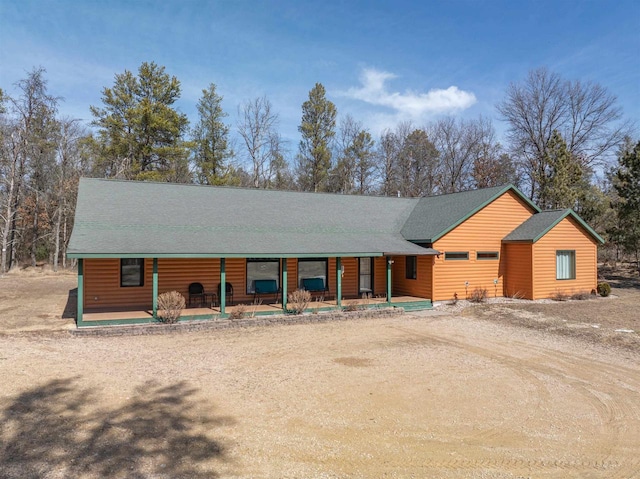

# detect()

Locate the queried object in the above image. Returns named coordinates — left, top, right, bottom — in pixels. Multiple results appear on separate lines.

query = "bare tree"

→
left=237, top=96, right=279, bottom=188
left=497, top=67, right=631, bottom=200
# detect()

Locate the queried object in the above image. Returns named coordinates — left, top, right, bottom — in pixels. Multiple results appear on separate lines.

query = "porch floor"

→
left=81, top=296, right=430, bottom=324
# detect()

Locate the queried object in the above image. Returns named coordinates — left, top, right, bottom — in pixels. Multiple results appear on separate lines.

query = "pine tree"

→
left=612, top=141, right=640, bottom=263
left=89, top=62, right=190, bottom=182
left=539, top=130, right=584, bottom=209
left=192, top=83, right=233, bottom=185
left=296, top=83, right=337, bottom=192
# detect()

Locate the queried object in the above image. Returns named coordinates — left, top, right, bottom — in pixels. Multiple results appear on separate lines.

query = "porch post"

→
left=386, top=256, right=392, bottom=306
left=152, top=258, right=158, bottom=318
left=282, top=258, right=288, bottom=312
left=336, top=257, right=342, bottom=308
left=220, top=258, right=226, bottom=316
left=77, top=258, right=84, bottom=325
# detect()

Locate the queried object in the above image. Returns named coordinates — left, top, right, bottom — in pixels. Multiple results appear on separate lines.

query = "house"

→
left=67, top=178, right=604, bottom=326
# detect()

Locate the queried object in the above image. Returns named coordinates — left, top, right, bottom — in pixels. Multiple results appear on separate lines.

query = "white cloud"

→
left=344, top=68, right=477, bottom=117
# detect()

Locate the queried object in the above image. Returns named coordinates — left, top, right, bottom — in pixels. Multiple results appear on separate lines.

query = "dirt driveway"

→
left=1, top=269, right=639, bottom=478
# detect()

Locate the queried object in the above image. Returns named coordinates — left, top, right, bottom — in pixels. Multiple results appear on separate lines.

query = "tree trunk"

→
left=53, top=204, right=61, bottom=272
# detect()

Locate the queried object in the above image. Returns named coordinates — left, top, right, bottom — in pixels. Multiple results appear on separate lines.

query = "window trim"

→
left=444, top=251, right=469, bottom=261
left=405, top=256, right=417, bottom=280
left=120, top=258, right=144, bottom=287
left=246, top=258, right=280, bottom=294
left=556, top=250, right=576, bottom=280
left=477, top=251, right=499, bottom=260
left=297, top=258, right=329, bottom=289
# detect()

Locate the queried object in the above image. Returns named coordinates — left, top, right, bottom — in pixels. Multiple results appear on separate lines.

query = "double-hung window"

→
left=298, top=259, right=328, bottom=289
left=405, top=256, right=417, bottom=280
left=556, top=250, right=576, bottom=280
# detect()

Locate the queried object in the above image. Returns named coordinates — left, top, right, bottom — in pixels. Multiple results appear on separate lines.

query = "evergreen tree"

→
left=539, top=130, right=584, bottom=209
left=193, top=83, right=233, bottom=185
left=611, top=141, right=640, bottom=263
left=89, top=61, right=190, bottom=182
left=296, top=83, right=337, bottom=192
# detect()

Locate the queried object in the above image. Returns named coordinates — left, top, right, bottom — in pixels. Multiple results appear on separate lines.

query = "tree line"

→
left=0, top=63, right=638, bottom=272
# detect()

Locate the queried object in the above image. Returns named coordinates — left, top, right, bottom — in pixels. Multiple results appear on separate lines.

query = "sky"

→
left=1, top=0, right=639, bottom=156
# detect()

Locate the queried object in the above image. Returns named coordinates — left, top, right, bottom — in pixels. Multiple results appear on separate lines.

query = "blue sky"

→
left=1, top=0, right=639, bottom=154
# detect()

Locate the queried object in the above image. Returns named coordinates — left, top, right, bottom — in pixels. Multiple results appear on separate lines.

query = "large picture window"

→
left=405, top=256, right=417, bottom=280
left=246, top=259, right=280, bottom=293
left=298, top=258, right=328, bottom=289
left=556, top=250, right=576, bottom=280
left=120, top=258, right=144, bottom=287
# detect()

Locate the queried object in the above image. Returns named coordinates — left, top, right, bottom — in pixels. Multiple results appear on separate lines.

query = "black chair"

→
left=217, top=282, right=234, bottom=306
left=188, top=282, right=205, bottom=308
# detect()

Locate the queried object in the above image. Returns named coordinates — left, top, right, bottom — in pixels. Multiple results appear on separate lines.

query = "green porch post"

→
left=77, top=258, right=84, bottom=325
left=336, top=257, right=342, bottom=308
left=152, top=258, right=158, bottom=318
left=220, top=258, right=226, bottom=316
left=282, top=258, right=288, bottom=312
left=386, top=257, right=392, bottom=306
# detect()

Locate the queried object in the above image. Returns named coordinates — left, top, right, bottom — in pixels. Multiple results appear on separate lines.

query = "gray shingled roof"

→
left=401, top=185, right=539, bottom=242
left=503, top=209, right=605, bottom=244
left=68, top=178, right=437, bottom=257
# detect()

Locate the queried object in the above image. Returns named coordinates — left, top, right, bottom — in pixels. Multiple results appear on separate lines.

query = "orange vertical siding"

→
left=432, top=190, right=536, bottom=301
left=503, top=243, right=534, bottom=299
left=532, top=217, right=598, bottom=299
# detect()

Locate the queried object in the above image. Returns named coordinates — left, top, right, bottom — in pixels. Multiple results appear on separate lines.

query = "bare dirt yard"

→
left=1, top=267, right=639, bottom=478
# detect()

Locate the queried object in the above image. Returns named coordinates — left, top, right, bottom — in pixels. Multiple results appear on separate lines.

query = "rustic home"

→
left=68, top=178, right=603, bottom=326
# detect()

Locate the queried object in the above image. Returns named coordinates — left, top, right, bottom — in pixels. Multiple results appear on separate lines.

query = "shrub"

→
left=597, top=282, right=611, bottom=297
left=552, top=290, right=569, bottom=301
left=288, top=289, right=311, bottom=315
left=343, top=301, right=359, bottom=312
left=449, top=292, right=459, bottom=305
left=228, top=304, right=247, bottom=320
left=570, top=291, right=591, bottom=301
left=157, top=291, right=186, bottom=323
left=469, top=287, right=487, bottom=303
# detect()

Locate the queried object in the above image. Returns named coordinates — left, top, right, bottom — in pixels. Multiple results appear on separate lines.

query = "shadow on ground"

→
left=0, top=378, right=233, bottom=478
left=61, top=288, right=77, bottom=320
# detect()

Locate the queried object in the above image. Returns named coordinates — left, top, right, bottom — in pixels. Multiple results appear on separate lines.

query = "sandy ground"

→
left=1, top=269, right=639, bottom=478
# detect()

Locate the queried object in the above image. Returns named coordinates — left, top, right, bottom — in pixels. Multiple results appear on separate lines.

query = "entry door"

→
left=359, top=257, right=373, bottom=295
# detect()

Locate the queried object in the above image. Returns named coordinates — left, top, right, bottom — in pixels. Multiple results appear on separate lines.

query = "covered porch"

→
left=76, top=254, right=435, bottom=327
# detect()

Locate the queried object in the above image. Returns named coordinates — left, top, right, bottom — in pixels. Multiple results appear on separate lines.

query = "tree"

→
left=497, top=67, right=630, bottom=201
left=375, top=128, right=401, bottom=197
left=1, top=68, right=59, bottom=271
left=237, top=96, right=281, bottom=188
left=89, top=61, right=190, bottom=182
left=328, top=115, right=375, bottom=195
left=538, top=130, right=585, bottom=210
left=296, top=83, right=337, bottom=192
left=610, top=140, right=640, bottom=264
left=400, top=129, right=439, bottom=197
left=192, top=83, right=233, bottom=185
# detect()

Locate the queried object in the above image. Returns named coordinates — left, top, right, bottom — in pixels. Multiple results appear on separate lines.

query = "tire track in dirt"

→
left=386, top=324, right=640, bottom=477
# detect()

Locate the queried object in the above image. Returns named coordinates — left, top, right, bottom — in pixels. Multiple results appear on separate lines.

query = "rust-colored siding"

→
left=431, top=190, right=535, bottom=301
left=374, top=257, right=387, bottom=296
left=503, top=243, right=533, bottom=299
left=531, top=217, right=598, bottom=299
left=158, top=258, right=220, bottom=300
left=84, top=258, right=153, bottom=309
left=392, top=255, right=433, bottom=299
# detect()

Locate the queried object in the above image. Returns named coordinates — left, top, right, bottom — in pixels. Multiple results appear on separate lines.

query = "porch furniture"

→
left=188, top=282, right=206, bottom=307
left=302, top=277, right=329, bottom=298
left=217, top=282, right=234, bottom=306
left=253, top=279, right=281, bottom=303
left=203, top=292, right=217, bottom=308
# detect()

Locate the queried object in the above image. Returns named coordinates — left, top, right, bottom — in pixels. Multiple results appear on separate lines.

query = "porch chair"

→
left=217, top=282, right=234, bottom=306
left=188, top=282, right=206, bottom=308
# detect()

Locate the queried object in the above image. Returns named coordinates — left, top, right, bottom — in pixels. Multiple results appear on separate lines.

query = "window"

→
left=246, top=259, right=280, bottom=293
left=477, top=251, right=499, bottom=260
left=445, top=252, right=469, bottom=260
left=298, top=259, right=328, bottom=288
left=359, top=257, right=373, bottom=294
left=556, top=250, right=576, bottom=280
left=120, top=258, right=144, bottom=287
left=405, top=256, right=417, bottom=280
